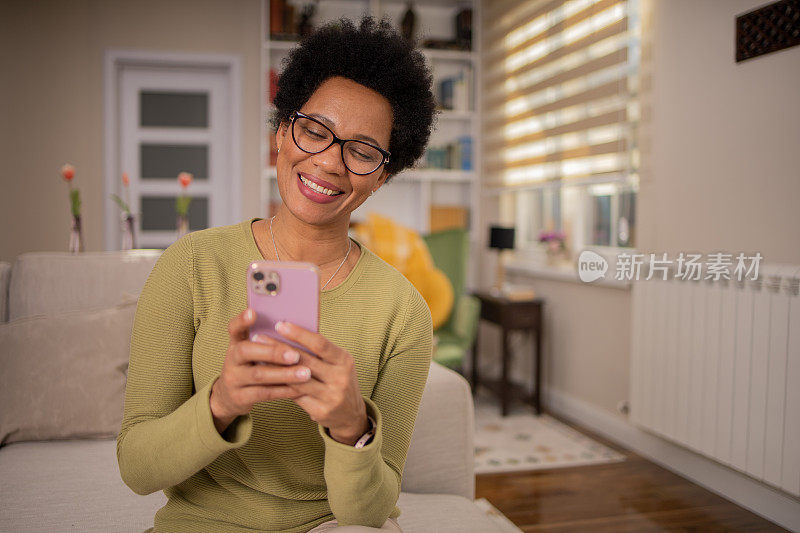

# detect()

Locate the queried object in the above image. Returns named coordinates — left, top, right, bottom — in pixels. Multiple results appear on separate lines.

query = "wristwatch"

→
left=354, top=415, right=377, bottom=449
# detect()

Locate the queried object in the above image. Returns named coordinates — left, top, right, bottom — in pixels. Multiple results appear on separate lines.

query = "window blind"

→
left=482, top=0, right=638, bottom=190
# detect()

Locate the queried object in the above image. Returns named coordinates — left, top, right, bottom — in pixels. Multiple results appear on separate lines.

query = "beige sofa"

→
left=0, top=251, right=501, bottom=532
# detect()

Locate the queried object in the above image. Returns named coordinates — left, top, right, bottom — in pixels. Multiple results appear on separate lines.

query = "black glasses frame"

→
left=289, top=111, right=391, bottom=176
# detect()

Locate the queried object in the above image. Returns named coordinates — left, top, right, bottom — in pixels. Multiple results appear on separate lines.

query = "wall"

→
left=638, top=0, right=800, bottom=263
left=0, top=0, right=261, bottom=262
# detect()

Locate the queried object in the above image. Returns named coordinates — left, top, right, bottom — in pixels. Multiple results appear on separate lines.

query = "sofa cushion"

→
left=8, top=250, right=161, bottom=321
left=397, top=493, right=507, bottom=532
left=0, top=439, right=500, bottom=532
left=0, top=438, right=166, bottom=532
left=0, top=298, right=136, bottom=446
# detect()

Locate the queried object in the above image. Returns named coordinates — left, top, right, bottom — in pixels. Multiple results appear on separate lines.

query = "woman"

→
left=117, top=16, right=437, bottom=533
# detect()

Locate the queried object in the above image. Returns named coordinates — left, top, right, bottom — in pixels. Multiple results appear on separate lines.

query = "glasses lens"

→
left=343, top=141, right=383, bottom=175
left=293, top=117, right=333, bottom=153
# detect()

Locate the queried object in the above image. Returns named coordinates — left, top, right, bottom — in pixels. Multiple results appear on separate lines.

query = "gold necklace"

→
left=269, top=216, right=352, bottom=290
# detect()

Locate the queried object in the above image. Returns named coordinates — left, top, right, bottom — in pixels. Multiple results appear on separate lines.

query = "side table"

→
left=471, top=291, right=544, bottom=416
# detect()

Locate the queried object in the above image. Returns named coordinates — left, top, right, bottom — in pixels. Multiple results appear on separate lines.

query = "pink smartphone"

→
left=246, top=260, right=320, bottom=355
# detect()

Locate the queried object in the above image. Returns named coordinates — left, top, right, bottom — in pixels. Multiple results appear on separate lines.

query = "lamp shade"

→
left=489, top=226, right=515, bottom=250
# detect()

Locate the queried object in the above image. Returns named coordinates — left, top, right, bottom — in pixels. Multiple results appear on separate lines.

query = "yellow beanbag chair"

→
left=352, top=213, right=454, bottom=329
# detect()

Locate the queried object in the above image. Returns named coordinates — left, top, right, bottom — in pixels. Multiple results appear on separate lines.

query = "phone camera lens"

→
left=253, top=272, right=264, bottom=281
left=266, top=282, right=277, bottom=292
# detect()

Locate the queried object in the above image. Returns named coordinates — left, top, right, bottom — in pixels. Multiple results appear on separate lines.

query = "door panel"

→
left=120, top=66, right=229, bottom=248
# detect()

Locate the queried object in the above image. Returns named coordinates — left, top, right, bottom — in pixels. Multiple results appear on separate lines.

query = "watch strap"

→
left=354, top=415, right=377, bottom=449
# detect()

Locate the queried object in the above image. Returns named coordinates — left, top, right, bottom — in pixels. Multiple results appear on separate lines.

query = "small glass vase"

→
left=121, top=213, right=137, bottom=250
left=545, top=245, right=569, bottom=267
left=176, top=214, right=189, bottom=238
left=69, top=214, right=85, bottom=253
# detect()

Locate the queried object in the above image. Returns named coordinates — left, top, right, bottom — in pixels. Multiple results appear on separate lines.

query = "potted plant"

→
left=538, top=229, right=568, bottom=265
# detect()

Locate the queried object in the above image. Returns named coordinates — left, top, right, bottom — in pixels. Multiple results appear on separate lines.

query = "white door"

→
left=117, top=64, right=232, bottom=248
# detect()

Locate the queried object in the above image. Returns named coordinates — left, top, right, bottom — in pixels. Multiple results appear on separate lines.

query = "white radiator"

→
left=630, top=264, right=800, bottom=497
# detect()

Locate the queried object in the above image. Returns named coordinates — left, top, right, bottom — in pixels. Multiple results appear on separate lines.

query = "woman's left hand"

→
left=263, top=321, right=369, bottom=445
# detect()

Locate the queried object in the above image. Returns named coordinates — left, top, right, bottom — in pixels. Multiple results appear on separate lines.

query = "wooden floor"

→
left=475, top=415, right=787, bottom=532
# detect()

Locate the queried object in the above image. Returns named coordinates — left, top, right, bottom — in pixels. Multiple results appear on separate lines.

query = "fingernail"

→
left=284, top=350, right=299, bottom=363
left=276, top=321, right=287, bottom=333
left=246, top=309, right=255, bottom=320
left=253, top=334, right=269, bottom=344
left=296, top=367, right=310, bottom=379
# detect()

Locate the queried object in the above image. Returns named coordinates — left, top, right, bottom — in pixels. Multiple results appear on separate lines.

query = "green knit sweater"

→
left=117, top=217, right=433, bottom=532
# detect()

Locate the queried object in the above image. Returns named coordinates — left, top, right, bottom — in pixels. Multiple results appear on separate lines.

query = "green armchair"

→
left=422, top=228, right=481, bottom=372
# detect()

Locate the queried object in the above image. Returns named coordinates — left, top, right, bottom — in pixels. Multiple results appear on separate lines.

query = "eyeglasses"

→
left=289, top=111, right=390, bottom=176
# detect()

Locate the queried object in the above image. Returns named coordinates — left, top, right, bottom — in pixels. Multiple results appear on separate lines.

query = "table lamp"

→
left=489, top=225, right=515, bottom=295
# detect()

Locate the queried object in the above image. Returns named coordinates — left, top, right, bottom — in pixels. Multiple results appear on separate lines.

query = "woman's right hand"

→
left=209, top=308, right=312, bottom=434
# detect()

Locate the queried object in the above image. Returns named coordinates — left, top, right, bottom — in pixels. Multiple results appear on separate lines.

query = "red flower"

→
left=178, top=172, right=193, bottom=189
left=122, top=172, right=130, bottom=186
left=61, top=164, right=75, bottom=182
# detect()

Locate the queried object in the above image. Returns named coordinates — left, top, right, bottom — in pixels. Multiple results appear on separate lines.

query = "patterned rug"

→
left=474, top=389, right=626, bottom=474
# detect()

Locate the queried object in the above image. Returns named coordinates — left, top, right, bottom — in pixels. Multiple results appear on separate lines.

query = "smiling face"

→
left=275, top=76, right=393, bottom=226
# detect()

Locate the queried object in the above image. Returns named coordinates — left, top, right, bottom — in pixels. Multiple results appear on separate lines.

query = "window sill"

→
left=505, top=253, right=632, bottom=290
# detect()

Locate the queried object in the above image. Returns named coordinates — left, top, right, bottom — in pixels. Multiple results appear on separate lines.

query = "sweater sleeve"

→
left=317, top=288, right=433, bottom=527
left=116, top=234, right=253, bottom=496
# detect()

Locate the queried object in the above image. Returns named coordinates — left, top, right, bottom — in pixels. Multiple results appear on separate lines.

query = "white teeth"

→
left=300, top=176, right=341, bottom=196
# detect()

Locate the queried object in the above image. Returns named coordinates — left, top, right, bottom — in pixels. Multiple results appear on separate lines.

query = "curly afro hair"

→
left=270, top=16, right=437, bottom=182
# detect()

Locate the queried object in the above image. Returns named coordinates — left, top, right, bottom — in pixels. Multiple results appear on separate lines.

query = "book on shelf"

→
left=426, top=146, right=447, bottom=169
left=268, top=69, right=278, bottom=104
left=424, top=135, right=473, bottom=171
left=269, top=134, right=278, bottom=166
left=457, top=136, right=472, bottom=171
left=437, top=65, right=473, bottom=112
left=269, top=0, right=297, bottom=40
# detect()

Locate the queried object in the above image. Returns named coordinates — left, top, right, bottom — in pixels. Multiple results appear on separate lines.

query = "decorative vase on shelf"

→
left=121, top=213, right=137, bottom=250
left=545, top=249, right=561, bottom=267
left=176, top=214, right=189, bottom=238
left=401, top=2, right=416, bottom=42
left=545, top=244, right=570, bottom=267
left=69, top=214, right=84, bottom=253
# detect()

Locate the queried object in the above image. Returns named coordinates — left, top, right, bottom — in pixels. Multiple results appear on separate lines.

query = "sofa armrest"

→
left=452, top=294, right=481, bottom=349
left=401, top=362, right=475, bottom=499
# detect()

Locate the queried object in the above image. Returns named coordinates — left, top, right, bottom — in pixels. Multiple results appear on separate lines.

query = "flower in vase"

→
left=538, top=230, right=565, bottom=245
left=61, top=163, right=84, bottom=252
left=111, top=171, right=132, bottom=215
left=61, top=163, right=81, bottom=217
left=538, top=230, right=567, bottom=256
left=175, top=171, right=193, bottom=217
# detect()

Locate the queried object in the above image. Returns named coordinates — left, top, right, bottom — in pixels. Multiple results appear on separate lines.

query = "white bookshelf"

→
left=259, top=0, right=481, bottom=252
